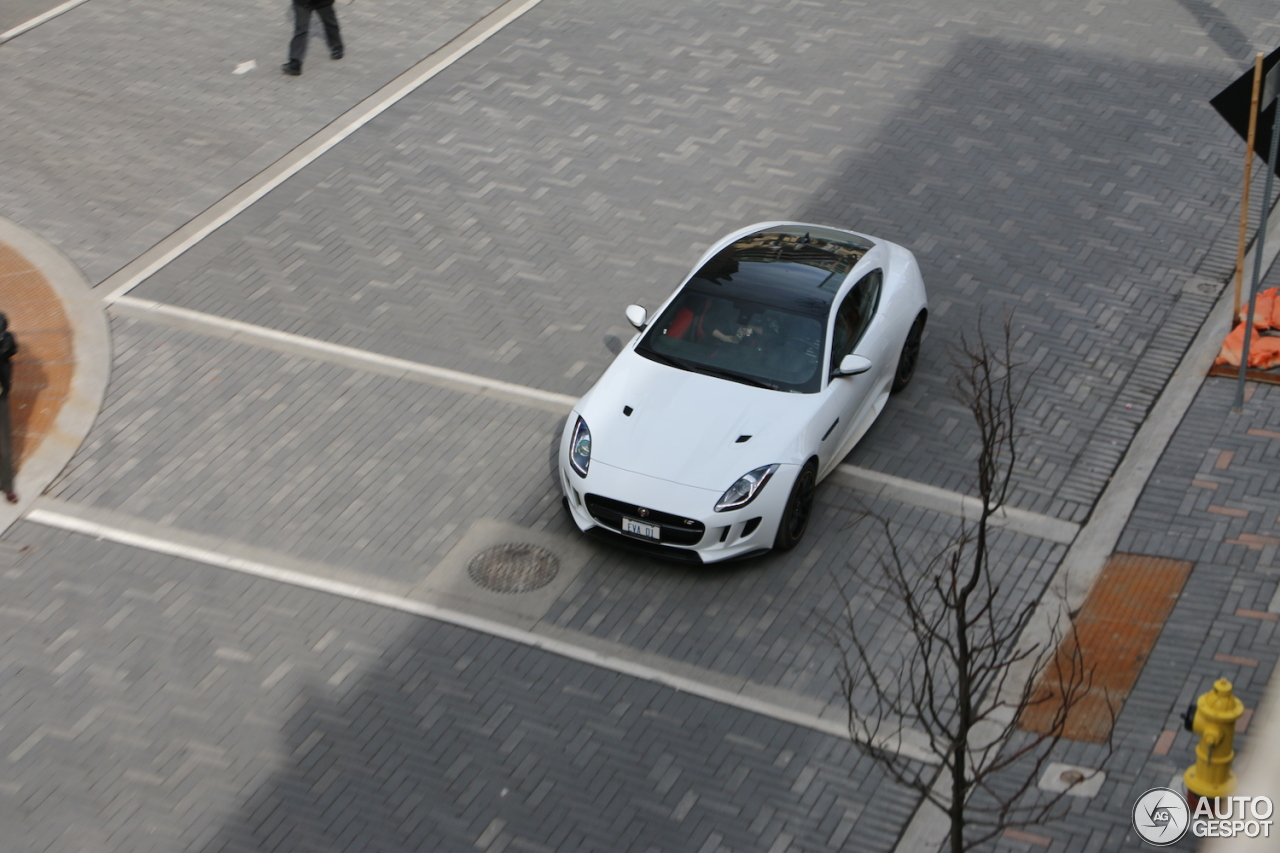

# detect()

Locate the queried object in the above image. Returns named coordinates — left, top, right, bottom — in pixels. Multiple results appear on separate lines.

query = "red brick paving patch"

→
left=0, top=242, right=73, bottom=466
left=1237, top=708, right=1254, bottom=733
left=1213, top=653, right=1258, bottom=667
left=1226, top=533, right=1280, bottom=550
left=1020, top=554, right=1193, bottom=743
left=1236, top=608, right=1279, bottom=622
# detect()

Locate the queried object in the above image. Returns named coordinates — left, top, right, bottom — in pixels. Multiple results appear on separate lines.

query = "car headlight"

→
left=715, top=464, right=779, bottom=512
left=569, top=416, right=592, bottom=477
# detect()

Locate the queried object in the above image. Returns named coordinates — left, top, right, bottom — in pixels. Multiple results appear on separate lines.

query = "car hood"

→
left=577, top=350, right=815, bottom=491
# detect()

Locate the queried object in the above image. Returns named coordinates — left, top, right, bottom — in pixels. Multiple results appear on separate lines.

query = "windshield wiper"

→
left=639, top=347, right=777, bottom=390
left=689, top=364, right=777, bottom=390
left=637, top=347, right=695, bottom=372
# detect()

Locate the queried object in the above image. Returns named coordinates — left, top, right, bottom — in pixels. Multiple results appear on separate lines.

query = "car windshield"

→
left=636, top=226, right=871, bottom=393
left=638, top=290, right=825, bottom=392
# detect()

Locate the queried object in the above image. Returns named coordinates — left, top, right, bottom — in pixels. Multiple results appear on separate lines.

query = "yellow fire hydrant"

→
left=1183, top=678, right=1245, bottom=803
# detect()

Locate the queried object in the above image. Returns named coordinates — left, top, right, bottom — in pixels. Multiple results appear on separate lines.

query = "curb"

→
left=891, top=207, right=1280, bottom=852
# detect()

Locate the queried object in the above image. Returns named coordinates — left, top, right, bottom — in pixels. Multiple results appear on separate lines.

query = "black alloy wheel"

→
left=774, top=462, right=817, bottom=551
left=891, top=313, right=926, bottom=393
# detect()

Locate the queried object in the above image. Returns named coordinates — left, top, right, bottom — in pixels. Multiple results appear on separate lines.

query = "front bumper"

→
left=558, top=454, right=795, bottom=564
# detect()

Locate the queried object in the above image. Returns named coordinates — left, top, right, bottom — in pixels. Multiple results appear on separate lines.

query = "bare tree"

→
left=830, top=322, right=1110, bottom=852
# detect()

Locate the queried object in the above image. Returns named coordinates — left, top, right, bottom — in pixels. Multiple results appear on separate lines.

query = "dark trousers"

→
left=0, top=397, right=13, bottom=495
left=288, top=2, right=342, bottom=64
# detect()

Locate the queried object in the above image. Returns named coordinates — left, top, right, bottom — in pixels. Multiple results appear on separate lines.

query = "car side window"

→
left=830, top=269, right=882, bottom=366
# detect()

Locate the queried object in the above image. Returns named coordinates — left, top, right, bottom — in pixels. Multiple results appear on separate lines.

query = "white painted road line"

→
left=110, top=296, right=579, bottom=413
left=828, top=465, right=1081, bottom=545
left=98, top=0, right=547, bottom=303
left=0, top=0, right=93, bottom=43
left=112, top=294, right=1083, bottom=539
left=26, top=499, right=941, bottom=765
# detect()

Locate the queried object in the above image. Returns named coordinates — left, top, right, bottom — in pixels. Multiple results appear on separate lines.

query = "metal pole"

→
left=1234, top=92, right=1280, bottom=412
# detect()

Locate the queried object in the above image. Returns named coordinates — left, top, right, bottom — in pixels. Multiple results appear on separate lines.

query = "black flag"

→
left=1211, top=46, right=1280, bottom=170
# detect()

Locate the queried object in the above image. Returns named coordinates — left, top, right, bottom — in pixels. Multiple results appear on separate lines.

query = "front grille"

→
left=584, top=494, right=705, bottom=546
left=584, top=527, right=705, bottom=563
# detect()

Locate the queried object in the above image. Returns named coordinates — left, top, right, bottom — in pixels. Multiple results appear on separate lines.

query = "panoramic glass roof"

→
left=690, top=225, right=873, bottom=316
left=633, top=226, right=875, bottom=393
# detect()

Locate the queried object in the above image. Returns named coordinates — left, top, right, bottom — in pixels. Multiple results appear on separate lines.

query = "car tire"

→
left=890, top=313, right=926, bottom=393
left=774, top=461, right=817, bottom=551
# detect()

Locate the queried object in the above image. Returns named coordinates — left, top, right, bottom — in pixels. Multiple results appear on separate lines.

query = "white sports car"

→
left=558, top=222, right=928, bottom=563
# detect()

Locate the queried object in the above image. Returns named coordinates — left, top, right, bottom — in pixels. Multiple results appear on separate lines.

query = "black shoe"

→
left=330, top=46, right=344, bottom=60
left=282, top=60, right=302, bottom=76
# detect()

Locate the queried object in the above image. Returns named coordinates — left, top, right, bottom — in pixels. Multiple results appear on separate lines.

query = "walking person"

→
left=282, top=0, right=344, bottom=76
left=0, top=313, right=18, bottom=504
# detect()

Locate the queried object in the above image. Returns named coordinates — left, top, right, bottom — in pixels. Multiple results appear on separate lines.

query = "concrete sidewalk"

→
left=973, top=255, right=1280, bottom=852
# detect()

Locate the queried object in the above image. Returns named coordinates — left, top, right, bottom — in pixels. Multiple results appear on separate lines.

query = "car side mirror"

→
left=625, top=304, right=648, bottom=331
left=833, top=353, right=872, bottom=377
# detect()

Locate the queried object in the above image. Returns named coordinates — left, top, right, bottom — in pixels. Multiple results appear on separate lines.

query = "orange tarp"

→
left=1217, top=287, right=1280, bottom=370
left=1246, top=287, right=1276, bottom=328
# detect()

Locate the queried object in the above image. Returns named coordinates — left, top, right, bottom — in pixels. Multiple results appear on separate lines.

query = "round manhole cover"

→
left=467, top=543, right=560, bottom=594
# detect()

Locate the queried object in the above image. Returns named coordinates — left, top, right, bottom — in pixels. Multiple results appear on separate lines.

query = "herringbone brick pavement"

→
left=47, top=316, right=566, bottom=579
left=972, top=378, right=1280, bottom=852
left=0, top=523, right=922, bottom=852
left=48, top=315, right=1062, bottom=715
left=545, top=494, right=1062, bottom=713
left=0, top=0, right=65, bottom=35
left=969, top=249, right=1280, bottom=850
left=130, top=0, right=1279, bottom=526
left=50, top=315, right=569, bottom=569
left=0, top=0, right=505, bottom=284
left=8, top=0, right=1280, bottom=849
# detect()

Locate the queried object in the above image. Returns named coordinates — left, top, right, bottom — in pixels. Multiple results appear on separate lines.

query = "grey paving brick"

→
left=0, top=0, right=516, bottom=284
left=45, top=314, right=1062, bottom=718
left=114, top=0, right=1277, bottom=523
left=0, top=523, right=926, bottom=852
left=49, top=316, right=569, bottom=577
left=10, top=0, right=1280, bottom=850
left=972, top=381, right=1280, bottom=850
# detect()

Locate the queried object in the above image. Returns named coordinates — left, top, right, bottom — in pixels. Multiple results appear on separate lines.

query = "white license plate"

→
left=622, top=517, right=661, bottom=540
